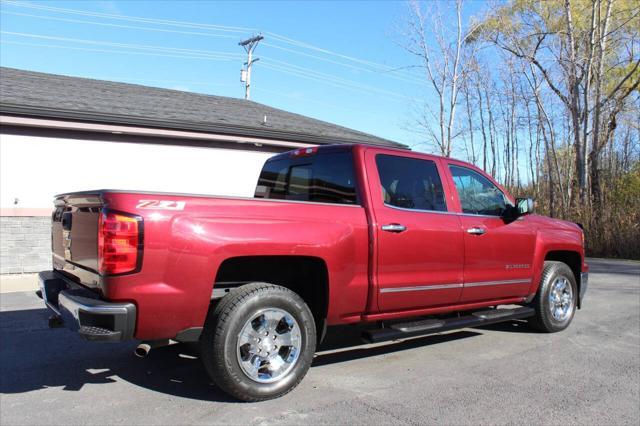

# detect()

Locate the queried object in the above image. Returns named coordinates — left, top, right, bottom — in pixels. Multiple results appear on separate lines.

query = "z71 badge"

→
left=136, top=200, right=186, bottom=210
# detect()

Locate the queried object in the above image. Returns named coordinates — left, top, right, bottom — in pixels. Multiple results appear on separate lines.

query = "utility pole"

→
left=239, top=34, right=263, bottom=100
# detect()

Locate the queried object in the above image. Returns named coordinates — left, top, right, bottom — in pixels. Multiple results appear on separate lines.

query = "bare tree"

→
left=402, top=0, right=479, bottom=156
left=478, top=0, right=639, bottom=205
left=462, top=70, right=477, bottom=164
left=398, top=0, right=640, bottom=259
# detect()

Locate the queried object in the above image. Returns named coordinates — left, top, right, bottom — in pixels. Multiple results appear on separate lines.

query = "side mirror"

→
left=516, top=197, right=534, bottom=215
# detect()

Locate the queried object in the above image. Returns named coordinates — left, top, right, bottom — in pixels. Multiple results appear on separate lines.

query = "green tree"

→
left=474, top=0, right=639, bottom=205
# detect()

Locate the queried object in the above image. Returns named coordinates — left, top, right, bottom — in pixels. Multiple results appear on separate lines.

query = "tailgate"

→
left=52, top=193, right=103, bottom=276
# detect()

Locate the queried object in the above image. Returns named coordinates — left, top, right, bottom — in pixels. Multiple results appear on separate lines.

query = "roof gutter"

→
left=0, top=114, right=315, bottom=150
left=0, top=103, right=407, bottom=149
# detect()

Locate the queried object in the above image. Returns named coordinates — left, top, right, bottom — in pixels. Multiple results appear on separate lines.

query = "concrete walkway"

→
left=0, top=273, right=39, bottom=293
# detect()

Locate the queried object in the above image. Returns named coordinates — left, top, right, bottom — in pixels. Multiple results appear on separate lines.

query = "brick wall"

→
left=0, top=217, right=51, bottom=274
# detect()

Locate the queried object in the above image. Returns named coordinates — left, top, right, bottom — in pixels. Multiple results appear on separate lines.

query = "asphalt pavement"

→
left=1, top=258, right=638, bottom=425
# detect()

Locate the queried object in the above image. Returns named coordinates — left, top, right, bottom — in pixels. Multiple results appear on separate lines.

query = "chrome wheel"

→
left=549, top=276, right=574, bottom=321
left=236, top=308, right=302, bottom=383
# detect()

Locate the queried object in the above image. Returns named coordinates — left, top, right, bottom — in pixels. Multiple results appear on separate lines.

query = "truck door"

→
left=365, top=150, right=465, bottom=312
left=445, top=162, right=536, bottom=302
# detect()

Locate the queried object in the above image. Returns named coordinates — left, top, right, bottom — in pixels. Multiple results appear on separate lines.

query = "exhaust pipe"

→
left=135, top=339, right=170, bottom=358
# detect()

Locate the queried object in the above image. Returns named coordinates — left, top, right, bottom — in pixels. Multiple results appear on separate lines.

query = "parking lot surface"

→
left=1, top=258, right=638, bottom=425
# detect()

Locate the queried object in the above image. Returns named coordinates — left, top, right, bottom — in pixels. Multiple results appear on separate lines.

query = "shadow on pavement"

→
left=0, top=307, right=235, bottom=402
left=314, top=327, right=481, bottom=367
left=0, top=306, right=482, bottom=402
left=473, top=319, right=535, bottom=333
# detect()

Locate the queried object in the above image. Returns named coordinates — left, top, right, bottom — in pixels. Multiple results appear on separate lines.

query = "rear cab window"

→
left=255, top=148, right=359, bottom=205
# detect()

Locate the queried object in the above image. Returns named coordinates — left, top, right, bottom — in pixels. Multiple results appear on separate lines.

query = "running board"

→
left=362, top=306, right=535, bottom=343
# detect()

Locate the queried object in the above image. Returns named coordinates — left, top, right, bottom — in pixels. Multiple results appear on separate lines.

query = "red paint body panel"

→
left=51, top=144, right=586, bottom=340
left=456, top=214, right=536, bottom=302
left=363, top=149, right=465, bottom=311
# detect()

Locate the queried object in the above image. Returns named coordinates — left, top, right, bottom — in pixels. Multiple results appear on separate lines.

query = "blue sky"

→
left=0, top=0, right=488, bottom=150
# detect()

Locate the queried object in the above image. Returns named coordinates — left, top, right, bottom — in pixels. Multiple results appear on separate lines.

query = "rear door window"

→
left=375, top=154, right=447, bottom=212
left=255, top=151, right=358, bottom=205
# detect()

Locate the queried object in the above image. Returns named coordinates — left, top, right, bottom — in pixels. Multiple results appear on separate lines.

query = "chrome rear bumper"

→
left=38, top=270, right=136, bottom=342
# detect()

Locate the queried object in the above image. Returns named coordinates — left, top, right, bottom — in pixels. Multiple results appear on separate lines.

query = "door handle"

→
left=381, top=223, right=407, bottom=233
left=467, top=227, right=486, bottom=235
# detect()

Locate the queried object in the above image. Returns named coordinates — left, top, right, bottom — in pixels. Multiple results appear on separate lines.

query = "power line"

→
left=1, top=37, right=407, bottom=106
left=261, top=59, right=411, bottom=101
left=2, top=0, right=421, bottom=82
left=0, top=31, right=243, bottom=58
left=1, top=31, right=413, bottom=103
left=0, top=45, right=398, bottom=137
left=0, top=40, right=237, bottom=62
left=0, top=37, right=411, bottom=104
left=262, top=42, right=424, bottom=86
left=259, top=63, right=410, bottom=103
left=264, top=31, right=407, bottom=74
left=1, top=9, right=422, bottom=86
left=2, top=1, right=251, bottom=33
left=0, top=10, right=239, bottom=40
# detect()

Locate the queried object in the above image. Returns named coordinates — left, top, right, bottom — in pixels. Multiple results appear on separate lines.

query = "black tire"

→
left=528, top=261, right=578, bottom=332
left=200, top=283, right=316, bottom=402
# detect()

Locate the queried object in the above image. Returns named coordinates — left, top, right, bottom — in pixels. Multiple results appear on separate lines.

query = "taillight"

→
left=98, top=211, right=142, bottom=275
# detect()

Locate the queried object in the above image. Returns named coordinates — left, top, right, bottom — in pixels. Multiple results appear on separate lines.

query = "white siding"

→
left=0, top=133, right=275, bottom=211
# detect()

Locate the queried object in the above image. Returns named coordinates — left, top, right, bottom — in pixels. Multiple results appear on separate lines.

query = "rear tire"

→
left=200, top=283, right=316, bottom=401
left=528, top=261, right=577, bottom=332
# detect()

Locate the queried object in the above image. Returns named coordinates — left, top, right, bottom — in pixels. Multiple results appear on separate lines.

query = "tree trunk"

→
left=464, top=83, right=476, bottom=163
left=564, top=0, right=587, bottom=203
left=476, top=83, right=488, bottom=171
left=589, top=0, right=613, bottom=207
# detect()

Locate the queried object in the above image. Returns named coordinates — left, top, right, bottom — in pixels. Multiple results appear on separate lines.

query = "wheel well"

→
left=545, top=250, right=582, bottom=305
left=214, top=256, right=329, bottom=329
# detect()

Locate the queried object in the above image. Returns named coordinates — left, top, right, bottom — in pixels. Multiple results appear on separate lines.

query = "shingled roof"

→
left=0, top=67, right=404, bottom=148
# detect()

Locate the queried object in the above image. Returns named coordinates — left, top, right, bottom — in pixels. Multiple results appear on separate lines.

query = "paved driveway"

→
left=1, top=258, right=638, bottom=425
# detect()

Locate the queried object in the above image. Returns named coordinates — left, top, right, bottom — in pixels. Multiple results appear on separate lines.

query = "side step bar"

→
left=362, top=306, right=535, bottom=343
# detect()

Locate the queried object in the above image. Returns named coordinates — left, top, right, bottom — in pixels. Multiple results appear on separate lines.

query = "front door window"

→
left=449, top=165, right=508, bottom=216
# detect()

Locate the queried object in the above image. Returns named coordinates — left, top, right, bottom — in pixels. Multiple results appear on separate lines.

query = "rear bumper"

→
left=38, top=271, right=136, bottom=342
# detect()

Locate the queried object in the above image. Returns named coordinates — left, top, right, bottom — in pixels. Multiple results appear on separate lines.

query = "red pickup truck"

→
left=38, top=144, right=588, bottom=401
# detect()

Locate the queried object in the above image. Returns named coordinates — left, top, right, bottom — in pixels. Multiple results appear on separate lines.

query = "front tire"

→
left=200, top=283, right=316, bottom=401
left=528, top=261, right=577, bottom=332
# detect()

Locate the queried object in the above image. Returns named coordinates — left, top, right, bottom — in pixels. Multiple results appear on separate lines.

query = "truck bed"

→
left=52, top=188, right=370, bottom=339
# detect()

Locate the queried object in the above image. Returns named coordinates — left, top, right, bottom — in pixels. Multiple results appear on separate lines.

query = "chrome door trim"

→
left=383, top=203, right=453, bottom=216
left=380, top=283, right=464, bottom=293
left=464, top=278, right=532, bottom=288
left=382, top=203, right=505, bottom=219
left=379, top=279, right=532, bottom=293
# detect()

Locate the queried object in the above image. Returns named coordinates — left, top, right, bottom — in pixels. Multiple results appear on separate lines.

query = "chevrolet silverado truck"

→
left=38, top=144, right=588, bottom=401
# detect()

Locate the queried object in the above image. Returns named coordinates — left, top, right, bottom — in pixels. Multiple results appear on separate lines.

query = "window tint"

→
left=255, top=151, right=358, bottom=205
left=376, top=154, right=447, bottom=212
left=449, top=165, right=507, bottom=216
